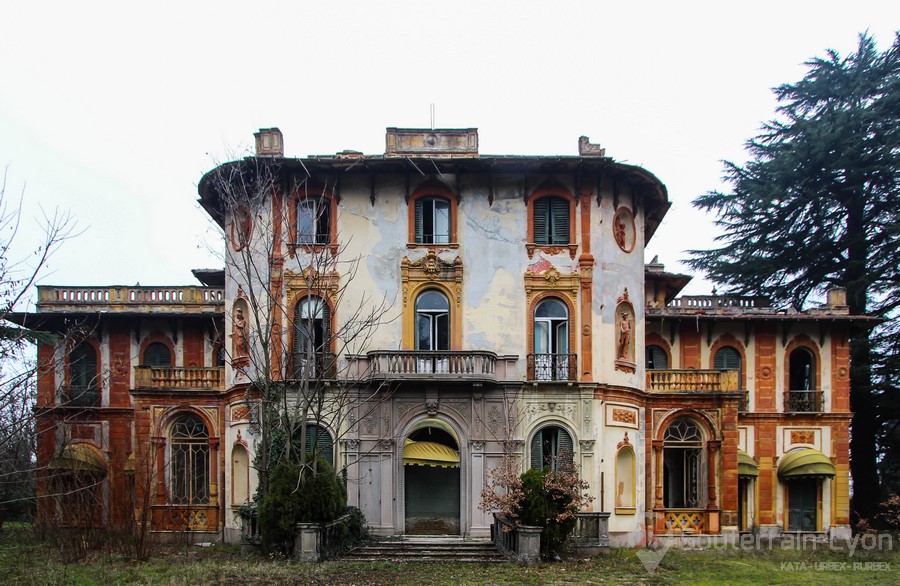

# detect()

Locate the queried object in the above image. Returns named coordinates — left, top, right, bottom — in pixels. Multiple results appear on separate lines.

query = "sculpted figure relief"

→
left=232, top=307, right=249, bottom=359
left=617, top=311, right=632, bottom=360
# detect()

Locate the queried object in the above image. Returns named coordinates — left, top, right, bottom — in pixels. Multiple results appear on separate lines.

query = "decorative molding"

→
left=284, top=267, right=341, bottom=307
left=231, top=404, right=250, bottom=422
left=606, top=404, right=639, bottom=429
left=579, top=439, right=595, bottom=452
left=613, top=206, right=636, bottom=253
left=471, top=440, right=485, bottom=452
left=341, top=438, right=360, bottom=450
left=401, top=250, right=463, bottom=307
left=525, top=402, right=576, bottom=421
left=377, top=438, right=394, bottom=450
left=617, top=431, right=632, bottom=450
left=363, top=415, right=376, bottom=434
left=425, top=399, right=439, bottom=416
left=524, top=267, right=580, bottom=307
left=525, top=243, right=579, bottom=259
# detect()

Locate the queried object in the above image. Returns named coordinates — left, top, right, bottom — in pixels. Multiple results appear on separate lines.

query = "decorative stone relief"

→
left=606, top=404, right=639, bottom=429
left=401, top=250, right=463, bottom=307
left=614, top=289, right=636, bottom=373
left=613, top=207, right=636, bottom=253
left=617, top=431, right=632, bottom=450
left=231, top=404, right=250, bottom=422
left=471, top=440, right=485, bottom=452
left=341, top=438, right=360, bottom=450
left=425, top=399, right=439, bottom=416
left=525, top=402, right=576, bottom=422
left=363, top=415, right=376, bottom=434
left=579, top=439, right=595, bottom=452
left=487, top=405, right=502, bottom=435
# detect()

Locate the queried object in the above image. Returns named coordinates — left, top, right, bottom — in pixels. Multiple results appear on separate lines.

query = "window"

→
left=646, top=345, right=669, bottom=369
left=415, top=290, right=450, bottom=351
left=143, top=342, right=172, bottom=367
left=414, top=197, right=450, bottom=244
left=531, top=298, right=570, bottom=381
left=303, top=423, right=334, bottom=467
left=663, top=418, right=704, bottom=508
left=714, top=346, right=741, bottom=389
left=170, top=413, right=210, bottom=505
left=787, top=347, right=818, bottom=412
left=297, top=198, right=330, bottom=245
left=293, top=296, right=331, bottom=378
left=532, top=196, right=570, bottom=245
left=69, top=343, right=98, bottom=406
left=530, top=425, right=574, bottom=471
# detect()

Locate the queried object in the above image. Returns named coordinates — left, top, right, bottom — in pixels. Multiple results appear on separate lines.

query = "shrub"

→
left=257, top=459, right=347, bottom=554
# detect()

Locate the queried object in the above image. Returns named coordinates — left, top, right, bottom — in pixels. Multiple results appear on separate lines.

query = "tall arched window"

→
left=532, top=298, right=570, bottom=381
left=170, top=413, right=210, bottom=505
left=530, top=425, right=574, bottom=471
left=663, top=418, right=704, bottom=509
left=415, top=290, right=450, bottom=351
left=143, top=342, right=172, bottom=367
left=532, top=196, right=570, bottom=245
left=293, top=296, right=331, bottom=379
left=713, top=346, right=741, bottom=389
left=69, top=343, right=98, bottom=406
left=303, top=423, right=334, bottom=468
left=414, top=197, right=451, bottom=244
left=646, top=344, right=669, bottom=369
left=788, top=348, right=818, bottom=411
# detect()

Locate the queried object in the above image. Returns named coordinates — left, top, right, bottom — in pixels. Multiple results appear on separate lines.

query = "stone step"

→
left=343, top=539, right=507, bottom=563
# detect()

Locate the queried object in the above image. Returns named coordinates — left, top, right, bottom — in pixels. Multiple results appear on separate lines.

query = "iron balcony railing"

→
left=646, top=369, right=739, bottom=392
left=527, top=353, right=577, bottom=382
left=784, top=390, right=824, bottom=413
left=134, top=366, right=224, bottom=390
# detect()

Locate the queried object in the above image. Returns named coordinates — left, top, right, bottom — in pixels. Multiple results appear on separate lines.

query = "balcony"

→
left=784, top=390, right=824, bottom=413
left=36, top=285, right=223, bottom=314
left=646, top=369, right=739, bottom=392
left=134, top=366, right=224, bottom=390
left=527, top=353, right=577, bottom=382
left=351, top=351, right=518, bottom=383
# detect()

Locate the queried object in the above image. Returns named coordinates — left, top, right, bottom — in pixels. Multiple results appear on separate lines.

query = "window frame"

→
left=288, top=186, right=338, bottom=254
left=407, top=183, right=459, bottom=248
left=414, top=289, right=451, bottom=351
left=290, top=294, right=334, bottom=379
left=67, top=340, right=100, bottom=407
left=169, top=412, right=211, bottom=506
left=402, top=281, right=461, bottom=350
left=526, top=186, right=577, bottom=259
left=529, top=424, right=575, bottom=472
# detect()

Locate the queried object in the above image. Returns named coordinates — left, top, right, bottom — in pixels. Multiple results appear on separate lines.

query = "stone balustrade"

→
left=646, top=369, right=739, bottom=392
left=134, top=366, right=224, bottom=390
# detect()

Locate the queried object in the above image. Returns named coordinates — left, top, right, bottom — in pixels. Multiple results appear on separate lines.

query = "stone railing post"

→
left=294, top=523, right=321, bottom=563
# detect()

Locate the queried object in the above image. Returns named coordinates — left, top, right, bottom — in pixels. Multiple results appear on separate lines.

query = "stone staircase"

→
left=342, top=536, right=508, bottom=563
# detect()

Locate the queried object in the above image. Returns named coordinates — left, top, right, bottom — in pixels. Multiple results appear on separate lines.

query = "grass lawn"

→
left=1, top=531, right=898, bottom=585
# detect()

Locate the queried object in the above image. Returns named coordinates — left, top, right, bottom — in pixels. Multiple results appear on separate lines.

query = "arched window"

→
left=143, top=342, right=172, bottom=367
left=297, top=198, right=331, bottom=245
left=646, top=344, right=669, bottom=369
left=69, top=343, right=98, bottom=406
left=414, top=196, right=451, bottom=244
left=788, top=348, right=818, bottom=411
left=293, top=296, right=331, bottom=379
left=169, top=413, right=210, bottom=505
left=713, top=346, right=741, bottom=389
left=663, top=417, right=704, bottom=509
left=303, top=423, right=334, bottom=468
left=532, top=298, right=570, bottom=381
left=532, top=196, right=570, bottom=245
left=415, top=290, right=450, bottom=351
left=530, top=425, right=574, bottom=471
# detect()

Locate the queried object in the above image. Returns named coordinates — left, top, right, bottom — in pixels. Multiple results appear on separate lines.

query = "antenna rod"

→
left=430, top=103, right=435, bottom=130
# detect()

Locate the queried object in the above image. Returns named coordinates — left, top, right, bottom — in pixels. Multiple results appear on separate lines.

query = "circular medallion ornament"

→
left=838, top=366, right=848, bottom=378
left=760, top=366, right=772, bottom=379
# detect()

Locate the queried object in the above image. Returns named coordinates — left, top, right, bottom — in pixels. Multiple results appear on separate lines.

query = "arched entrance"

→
left=402, top=419, right=461, bottom=535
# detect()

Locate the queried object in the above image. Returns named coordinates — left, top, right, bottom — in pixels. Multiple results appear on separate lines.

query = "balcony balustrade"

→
left=134, top=366, right=224, bottom=390
left=784, top=390, right=824, bottom=413
left=646, top=369, right=739, bottom=392
left=353, top=350, right=517, bottom=383
left=527, top=353, right=577, bottom=382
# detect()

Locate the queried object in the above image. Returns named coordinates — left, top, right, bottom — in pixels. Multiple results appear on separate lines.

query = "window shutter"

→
left=714, top=347, right=740, bottom=370
left=550, top=198, right=569, bottom=244
left=557, top=428, right=574, bottom=466
left=647, top=345, right=668, bottom=369
left=320, top=301, right=330, bottom=351
left=533, top=198, right=549, bottom=244
left=530, top=431, right=543, bottom=470
left=306, top=424, right=334, bottom=467
left=414, top=199, right=424, bottom=243
left=317, top=200, right=330, bottom=244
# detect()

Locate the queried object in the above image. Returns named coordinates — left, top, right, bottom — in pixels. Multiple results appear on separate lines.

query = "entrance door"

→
left=403, top=425, right=461, bottom=535
left=787, top=478, right=818, bottom=531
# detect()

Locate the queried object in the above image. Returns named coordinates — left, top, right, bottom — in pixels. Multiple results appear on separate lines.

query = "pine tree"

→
left=688, top=32, right=900, bottom=521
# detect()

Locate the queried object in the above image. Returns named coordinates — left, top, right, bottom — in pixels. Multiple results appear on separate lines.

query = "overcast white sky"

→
left=1, top=2, right=897, bottom=304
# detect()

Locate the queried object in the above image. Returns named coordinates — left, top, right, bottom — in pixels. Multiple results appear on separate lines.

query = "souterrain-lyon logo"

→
left=633, top=513, right=671, bottom=573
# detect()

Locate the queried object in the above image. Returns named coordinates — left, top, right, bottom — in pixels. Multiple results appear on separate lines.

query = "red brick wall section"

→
left=755, top=420, right=777, bottom=525
left=754, top=325, right=776, bottom=412
left=679, top=324, right=701, bottom=368
left=108, top=329, right=131, bottom=408
left=831, top=329, right=851, bottom=412
left=719, top=401, right=739, bottom=525
left=36, top=343, right=56, bottom=406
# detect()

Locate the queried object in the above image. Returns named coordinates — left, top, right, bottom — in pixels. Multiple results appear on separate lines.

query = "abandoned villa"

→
left=12, top=126, right=869, bottom=547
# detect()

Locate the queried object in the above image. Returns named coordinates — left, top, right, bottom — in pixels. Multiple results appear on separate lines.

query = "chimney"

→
left=578, top=136, right=606, bottom=157
left=254, top=128, right=284, bottom=157
left=827, top=288, right=848, bottom=309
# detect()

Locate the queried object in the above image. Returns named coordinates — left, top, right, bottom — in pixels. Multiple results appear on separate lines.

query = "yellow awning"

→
left=48, top=444, right=107, bottom=473
left=778, top=448, right=835, bottom=478
left=403, top=441, right=460, bottom=468
left=738, top=450, right=759, bottom=477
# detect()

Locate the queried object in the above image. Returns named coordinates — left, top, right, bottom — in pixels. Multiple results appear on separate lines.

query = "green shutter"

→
left=415, top=199, right=424, bottom=243
left=550, top=198, right=569, bottom=244
left=714, top=347, right=741, bottom=370
left=533, top=198, right=549, bottom=244
left=305, top=424, right=334, bottom=467
left=530, top=431, right=543, bottom=470
left=557, top=428, right=574, bottom=467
